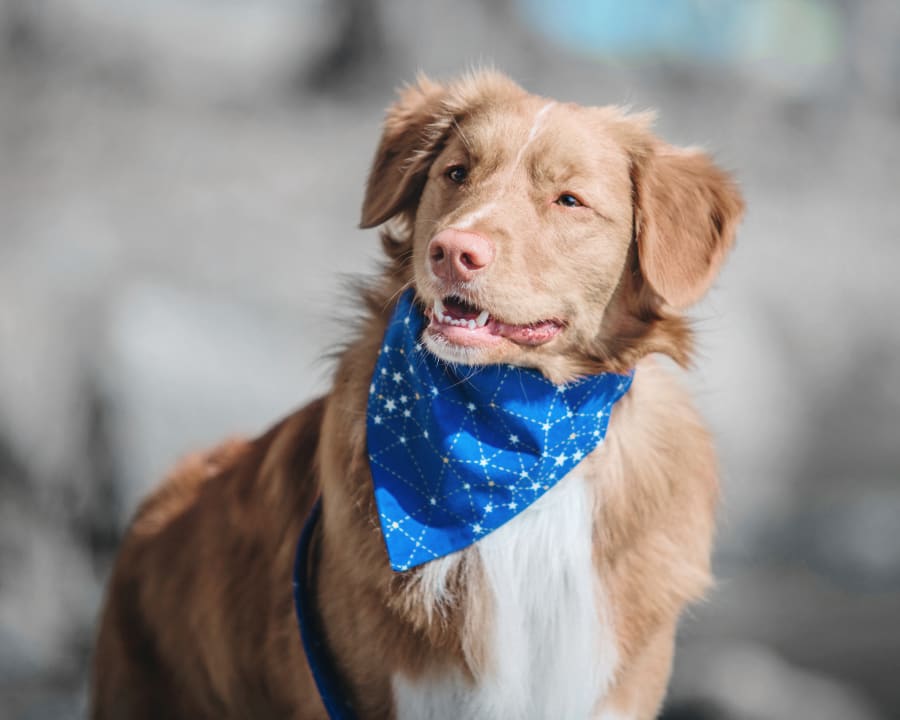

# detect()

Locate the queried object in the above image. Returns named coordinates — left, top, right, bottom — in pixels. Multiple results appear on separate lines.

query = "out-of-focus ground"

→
left=0, top=1, right=898, bottom=718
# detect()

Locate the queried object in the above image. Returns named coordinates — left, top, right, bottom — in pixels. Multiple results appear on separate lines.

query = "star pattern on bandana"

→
left=367, top=290, right=633, bottom=572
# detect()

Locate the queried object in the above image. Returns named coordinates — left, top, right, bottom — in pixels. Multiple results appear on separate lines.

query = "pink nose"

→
left=428, top=229, right=495, bottom=282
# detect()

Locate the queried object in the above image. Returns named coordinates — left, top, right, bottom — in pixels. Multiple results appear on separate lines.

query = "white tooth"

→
left=467, top=319, right=476, bottom=330
left=475, top=310, right=489, bottom=327
left=434, top=298, right=445, bottom=317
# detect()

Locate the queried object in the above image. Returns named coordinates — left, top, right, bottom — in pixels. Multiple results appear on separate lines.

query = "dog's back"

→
left=91, top=398, right=326, bottom=719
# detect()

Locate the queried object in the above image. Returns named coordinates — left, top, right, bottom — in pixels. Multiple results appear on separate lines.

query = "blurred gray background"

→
left=0, top=1, right=898, bottom=718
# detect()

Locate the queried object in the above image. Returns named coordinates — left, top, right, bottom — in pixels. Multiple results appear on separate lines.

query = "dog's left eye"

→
left=446, top=165, right=468, bottom=184
left=555, top=193, right=583, bottom=208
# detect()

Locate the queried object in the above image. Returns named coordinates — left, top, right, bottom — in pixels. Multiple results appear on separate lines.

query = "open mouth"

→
left=426, top=295, right=563, bottom=348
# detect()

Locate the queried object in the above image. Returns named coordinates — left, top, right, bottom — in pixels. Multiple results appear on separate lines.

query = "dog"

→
left=91, top=70, right=743, bottom=719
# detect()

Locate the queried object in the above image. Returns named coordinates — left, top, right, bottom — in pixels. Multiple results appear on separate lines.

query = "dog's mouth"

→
left=426, top=295, right=563, bottom=348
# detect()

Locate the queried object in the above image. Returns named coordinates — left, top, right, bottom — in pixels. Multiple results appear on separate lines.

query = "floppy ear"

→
left=633, top=145, right=744, bottom=308
left=360, top=76, right=449, bottom=229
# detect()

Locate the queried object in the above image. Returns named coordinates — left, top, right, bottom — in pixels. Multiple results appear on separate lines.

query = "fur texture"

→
left=91, top=70, right=743, bottom=719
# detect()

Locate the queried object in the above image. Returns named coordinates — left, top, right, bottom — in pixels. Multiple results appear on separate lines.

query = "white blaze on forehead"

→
left=510, top=101, right=556, bottom=170
left=452, top=101, right=557, bottom=231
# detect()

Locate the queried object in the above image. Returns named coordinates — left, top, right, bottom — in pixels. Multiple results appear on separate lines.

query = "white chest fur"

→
left=392, top=473, right=619, bottom=719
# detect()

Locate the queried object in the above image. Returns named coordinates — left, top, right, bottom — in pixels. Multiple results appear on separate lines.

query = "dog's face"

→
left=361, top=72, right=743, bottom=382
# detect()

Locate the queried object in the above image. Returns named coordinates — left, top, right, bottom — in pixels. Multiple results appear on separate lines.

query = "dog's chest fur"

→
left=391, top=472, right=618, bottom=719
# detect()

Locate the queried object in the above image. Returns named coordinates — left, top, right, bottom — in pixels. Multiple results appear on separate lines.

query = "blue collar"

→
left=293, top=499, right=357, bottom=720
left=367, top=289, right=633, bottom=572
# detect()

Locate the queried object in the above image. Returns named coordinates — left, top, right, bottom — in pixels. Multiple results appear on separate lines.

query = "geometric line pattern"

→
left=367, top=289, right=633, bottom=571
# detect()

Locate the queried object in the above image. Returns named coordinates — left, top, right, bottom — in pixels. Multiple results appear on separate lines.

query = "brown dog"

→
left=91, top=71, right=743, bottom=719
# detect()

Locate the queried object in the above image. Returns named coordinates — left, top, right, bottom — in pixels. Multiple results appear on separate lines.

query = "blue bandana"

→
left=366, top=289, right=633, bottom=572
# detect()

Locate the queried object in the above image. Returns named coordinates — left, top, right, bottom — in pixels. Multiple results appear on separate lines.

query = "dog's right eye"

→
left=446, top=165, right=468, bottom=184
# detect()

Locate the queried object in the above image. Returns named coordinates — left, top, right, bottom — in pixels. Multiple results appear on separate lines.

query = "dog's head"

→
left=361, top=71, right=743, bottom=382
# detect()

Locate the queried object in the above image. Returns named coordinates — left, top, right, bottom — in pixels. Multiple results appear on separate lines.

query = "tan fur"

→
left=91, top=70, right=742, bottom=719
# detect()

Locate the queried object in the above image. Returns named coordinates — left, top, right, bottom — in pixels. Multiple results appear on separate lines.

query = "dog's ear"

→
left=360, top=76, right=449, bottom=229
left=632, top=144, right=744, bottom=308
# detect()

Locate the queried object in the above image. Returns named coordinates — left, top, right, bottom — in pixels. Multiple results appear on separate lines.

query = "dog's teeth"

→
left=433, top=299, right=488, bottom=330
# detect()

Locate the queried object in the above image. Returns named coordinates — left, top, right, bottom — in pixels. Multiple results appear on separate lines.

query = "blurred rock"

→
left=668, top=643, right=884, bottom=720
left=804, top=485, right=900, bottom=589
left=847, top=2, right=900, bottom=110
left=0, top=486, right=99, bottom=706
left=687, top=289, right=806, bottom=561
left=2, top=0, right=344, bottom=102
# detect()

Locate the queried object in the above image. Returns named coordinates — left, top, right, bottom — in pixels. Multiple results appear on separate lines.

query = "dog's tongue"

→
left=494, top=320, right=562, bottom=345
